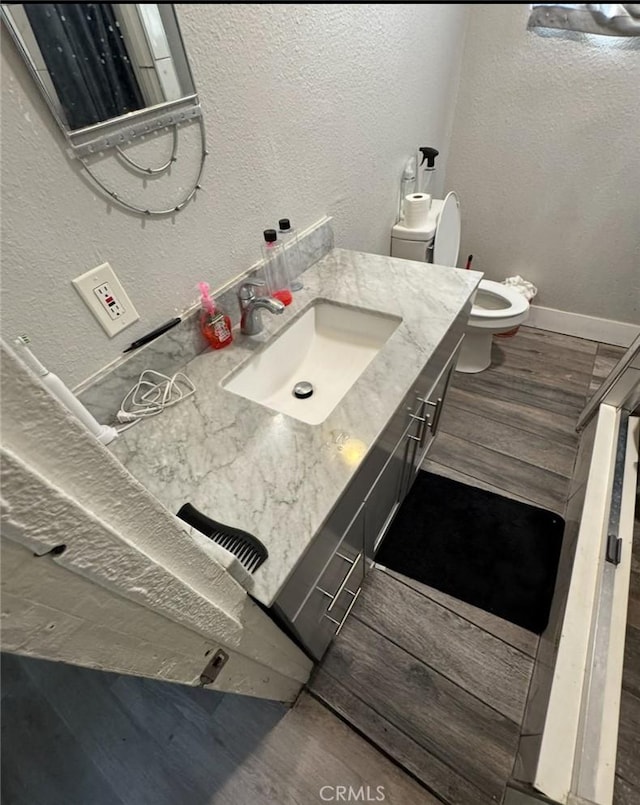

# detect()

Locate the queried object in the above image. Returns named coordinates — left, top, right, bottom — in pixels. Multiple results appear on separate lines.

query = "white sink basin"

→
left=222, top=300, right=401, bottom=425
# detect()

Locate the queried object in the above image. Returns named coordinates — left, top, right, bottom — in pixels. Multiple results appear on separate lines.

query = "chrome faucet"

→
left=238, top=280, right=285, bottom=335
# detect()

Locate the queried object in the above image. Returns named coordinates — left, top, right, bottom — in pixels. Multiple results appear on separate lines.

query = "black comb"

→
left=177, top=503, right=268, bottom=574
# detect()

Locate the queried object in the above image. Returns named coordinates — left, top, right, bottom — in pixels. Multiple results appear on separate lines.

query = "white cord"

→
left=116, top=369, right=196, bottom=426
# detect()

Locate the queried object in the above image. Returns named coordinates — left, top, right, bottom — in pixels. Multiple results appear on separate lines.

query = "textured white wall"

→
left=1, top=4, right=469, bottom=386
left=445, top=4, right=640, bottom=324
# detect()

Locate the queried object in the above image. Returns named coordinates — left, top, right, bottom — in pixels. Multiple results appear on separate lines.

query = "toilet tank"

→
left=390, top=237, right=431, bottom=262
left=390, top=197, right=442, bottom=264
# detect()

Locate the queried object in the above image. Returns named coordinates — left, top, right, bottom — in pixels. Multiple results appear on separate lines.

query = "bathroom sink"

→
left=221, top=300, right=401, bottom=425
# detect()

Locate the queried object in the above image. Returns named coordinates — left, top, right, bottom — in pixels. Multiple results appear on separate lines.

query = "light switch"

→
left=72, top=262, right=139, bottom=337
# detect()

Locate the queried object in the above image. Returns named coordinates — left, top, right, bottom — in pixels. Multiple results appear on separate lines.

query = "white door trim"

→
left=534, top=409, right=638, bottom=804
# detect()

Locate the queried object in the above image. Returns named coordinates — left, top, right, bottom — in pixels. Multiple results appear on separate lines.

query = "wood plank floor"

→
left=1, top=652, right=436, bottom=805
left=313, top=330, right=637, bottom=805
left=2, top=329, right=635, bottom=805
left=312, top=573, right=530, bottom=804
left=427, top=327, right=604, bottom=516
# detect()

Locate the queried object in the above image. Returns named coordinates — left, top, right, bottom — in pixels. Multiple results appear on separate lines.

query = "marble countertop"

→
left=110, top=249, right=481, bottom=605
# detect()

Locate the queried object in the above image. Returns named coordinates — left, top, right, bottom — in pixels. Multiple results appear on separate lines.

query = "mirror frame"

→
left=0, top=3, right=202, bottom=159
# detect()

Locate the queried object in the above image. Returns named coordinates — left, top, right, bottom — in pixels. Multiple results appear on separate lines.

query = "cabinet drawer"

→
left=292, top=505, right=365, bottom=660
left=276, top=485, right=364, bottom=620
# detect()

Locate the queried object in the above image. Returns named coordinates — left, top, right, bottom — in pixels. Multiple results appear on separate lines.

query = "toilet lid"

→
left=433, top=191, right=461, bottom=267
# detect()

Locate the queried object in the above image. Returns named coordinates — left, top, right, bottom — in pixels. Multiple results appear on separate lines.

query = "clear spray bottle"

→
left=277, top=218, right=303, bottom=291
left=261, top=229, right=293, bottom=306
left=399, top=157, right=417, bottom=223
left=417, top=147, right=439, bottom=195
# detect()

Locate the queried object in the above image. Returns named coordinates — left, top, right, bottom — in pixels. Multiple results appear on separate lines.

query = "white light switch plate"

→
left=72, top=262, right=139, bottom=337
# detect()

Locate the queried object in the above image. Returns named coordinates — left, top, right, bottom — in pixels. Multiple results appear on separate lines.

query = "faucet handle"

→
left=238, top=279, right=265, bottom=301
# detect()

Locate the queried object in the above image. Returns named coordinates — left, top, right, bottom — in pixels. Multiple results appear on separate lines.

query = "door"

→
left=1, top=340, right=312, bottom=701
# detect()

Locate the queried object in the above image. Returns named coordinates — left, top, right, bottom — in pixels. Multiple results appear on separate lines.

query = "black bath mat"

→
left=375, top=472, right=564, bottom=634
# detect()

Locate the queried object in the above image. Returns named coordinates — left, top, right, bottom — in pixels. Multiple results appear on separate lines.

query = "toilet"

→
left=391, top=191, right=529, bottom=373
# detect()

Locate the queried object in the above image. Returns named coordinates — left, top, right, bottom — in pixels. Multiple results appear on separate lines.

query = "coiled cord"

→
left=116, top=369, right=196, bottom=430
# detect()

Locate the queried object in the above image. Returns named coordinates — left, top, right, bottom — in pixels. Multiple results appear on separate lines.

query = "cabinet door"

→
left=404, top=337, right=463, bottom=493
left=292, top=504, right=365, bottom=661
left=363, top=422, right=414, bottom=559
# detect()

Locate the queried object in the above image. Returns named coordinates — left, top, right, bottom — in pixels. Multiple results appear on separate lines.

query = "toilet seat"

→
left=470, top=280, right=529, bottom=329
left=429, top=195, right=528, bottom=330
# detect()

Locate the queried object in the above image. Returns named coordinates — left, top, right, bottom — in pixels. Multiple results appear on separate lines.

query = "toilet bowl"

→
left=390, top=191, right=530, bottom=373
left=459, top=280, right=529, bottom=372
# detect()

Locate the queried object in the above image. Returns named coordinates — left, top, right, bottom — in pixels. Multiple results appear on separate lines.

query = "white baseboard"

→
left=527, top=305, right=639, bottom=347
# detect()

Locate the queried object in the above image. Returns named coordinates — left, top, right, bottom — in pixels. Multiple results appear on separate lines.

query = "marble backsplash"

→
left=75, top=216, right=334, bottom=424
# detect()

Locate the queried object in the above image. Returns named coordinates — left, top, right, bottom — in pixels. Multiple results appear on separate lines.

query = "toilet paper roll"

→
left=403, top=193, right=431, bottom=229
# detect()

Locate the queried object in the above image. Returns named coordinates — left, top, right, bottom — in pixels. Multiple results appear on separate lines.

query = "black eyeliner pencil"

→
left=123, top=318, right=181, bottom=353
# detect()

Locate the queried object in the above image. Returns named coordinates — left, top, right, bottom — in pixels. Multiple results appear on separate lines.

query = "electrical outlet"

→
left=72, top=262, right=139, bottom=337
left=94, top=283, right=125, bottom=320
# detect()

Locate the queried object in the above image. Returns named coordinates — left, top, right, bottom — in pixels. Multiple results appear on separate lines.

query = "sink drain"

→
left=293, top=381, right=314, bottom=399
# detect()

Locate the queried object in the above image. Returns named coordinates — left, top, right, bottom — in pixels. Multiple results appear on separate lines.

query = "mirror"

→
left=1, top=3, right=199, bottom=155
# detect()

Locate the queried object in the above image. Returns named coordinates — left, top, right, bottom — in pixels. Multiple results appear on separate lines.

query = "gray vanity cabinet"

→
left=272, top=322, right=467, bottom=661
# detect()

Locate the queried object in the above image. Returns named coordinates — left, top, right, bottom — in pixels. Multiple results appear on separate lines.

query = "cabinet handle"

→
left=427, top=397, right=443, bottom=436
left=406, top=411, right=428, bottom=454
left=420, top=396, right=443, bottom=436
left=324, top=587, right=361, bottom=635
left=318, top=551, right=363, bottom=613
left=335, top=551, right=355, bottom=565
left=409, top=411, right=427, bottom=449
